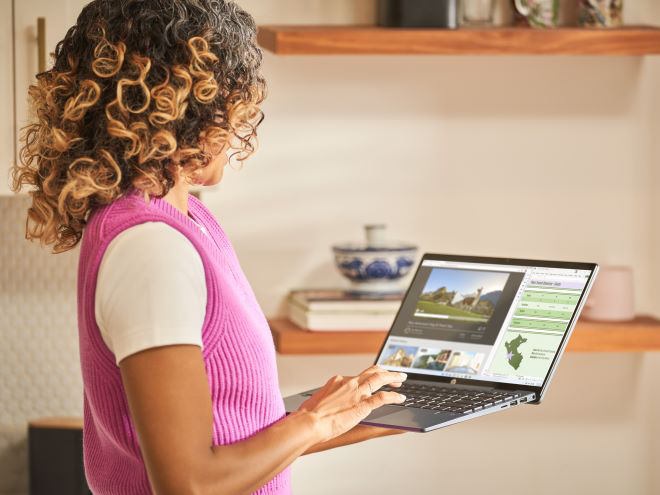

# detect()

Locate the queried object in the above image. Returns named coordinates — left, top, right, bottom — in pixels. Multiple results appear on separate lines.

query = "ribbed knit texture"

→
left=76, top=189, right=291, bottom=494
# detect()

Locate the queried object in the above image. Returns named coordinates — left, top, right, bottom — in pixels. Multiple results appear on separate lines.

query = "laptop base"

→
left=283, top=383, right=536, bottom=432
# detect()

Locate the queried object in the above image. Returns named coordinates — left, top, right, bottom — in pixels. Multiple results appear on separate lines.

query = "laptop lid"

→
left=375, top=253, right=598, bottom=402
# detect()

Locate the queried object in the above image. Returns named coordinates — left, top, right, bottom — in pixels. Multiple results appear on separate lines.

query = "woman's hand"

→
left=297, top=365, right=407, bottom=444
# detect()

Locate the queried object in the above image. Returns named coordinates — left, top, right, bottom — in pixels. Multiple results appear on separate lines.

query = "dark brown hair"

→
left=11, top=0, right=265, bottom=253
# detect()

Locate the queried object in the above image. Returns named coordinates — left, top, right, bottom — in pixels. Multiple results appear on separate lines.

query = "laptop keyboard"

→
left=380, top=383, right=524, bottom=415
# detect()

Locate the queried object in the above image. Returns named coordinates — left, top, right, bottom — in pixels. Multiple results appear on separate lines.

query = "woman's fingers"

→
left=362, top=391, right=406, bottom=411
left=299, top=368, right=409, bottom=441
left=359, top=371, right=407, bottom=396
left=360, top=364, right=383, bottom=375
left=354, top=365, right=382, bottom=383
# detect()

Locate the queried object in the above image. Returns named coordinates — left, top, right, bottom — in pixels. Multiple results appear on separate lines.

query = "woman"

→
left=11, top=1, right=408, bottom=494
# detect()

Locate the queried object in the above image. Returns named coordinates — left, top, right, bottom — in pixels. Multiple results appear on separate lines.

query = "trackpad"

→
left=363, top=405, right=402, bottom=420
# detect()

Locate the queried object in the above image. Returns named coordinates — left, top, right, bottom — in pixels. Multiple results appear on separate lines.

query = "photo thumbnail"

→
left=379, top=344, right=418, bottom=368
left=445, top=351, right=485, bottom=375
left=415, top=268, right=509, bottom=324
left=412, top=348, right=452, bottom=371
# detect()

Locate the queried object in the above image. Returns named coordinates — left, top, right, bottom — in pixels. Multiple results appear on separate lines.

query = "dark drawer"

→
left=28, top=418, right=91, bottom=495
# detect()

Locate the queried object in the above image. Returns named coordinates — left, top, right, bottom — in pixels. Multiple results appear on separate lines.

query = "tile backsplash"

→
left=0, top=195, right=83, bottom=495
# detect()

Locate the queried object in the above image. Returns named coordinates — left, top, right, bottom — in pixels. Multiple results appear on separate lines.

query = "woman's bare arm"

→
left=120, top=344, right=406, bottom=495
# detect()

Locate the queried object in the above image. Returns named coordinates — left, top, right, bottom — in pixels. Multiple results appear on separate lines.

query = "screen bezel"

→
left=373, top=253, right=598, bottom=401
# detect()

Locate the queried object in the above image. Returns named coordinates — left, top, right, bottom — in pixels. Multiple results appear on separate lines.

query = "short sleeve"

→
left=95, top=221, right=207, bottom=365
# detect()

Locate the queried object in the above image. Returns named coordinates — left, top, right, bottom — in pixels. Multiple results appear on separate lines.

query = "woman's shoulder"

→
left=99, top=222, right=204, bottom=294
left=86, top=193, right=151, bottom=238
left=86, top=192, right=183, bottom=245
left=109, top=221, right=198, bottom=254
left=95, top=221, right=207, bottom=366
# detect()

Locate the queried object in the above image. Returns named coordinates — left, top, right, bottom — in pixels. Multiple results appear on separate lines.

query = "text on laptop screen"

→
left=377, top=259, right=593, bottom=387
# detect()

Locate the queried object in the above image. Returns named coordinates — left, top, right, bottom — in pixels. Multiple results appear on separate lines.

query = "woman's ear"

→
left=177, top=163, right=205, bottom=187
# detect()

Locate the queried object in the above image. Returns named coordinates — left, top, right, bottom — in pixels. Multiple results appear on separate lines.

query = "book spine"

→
left=288, top=305, right=394, bottom=332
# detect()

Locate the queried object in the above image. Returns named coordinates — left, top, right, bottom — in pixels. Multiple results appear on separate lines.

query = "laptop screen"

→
left=377, top=257, right=595, bottom=387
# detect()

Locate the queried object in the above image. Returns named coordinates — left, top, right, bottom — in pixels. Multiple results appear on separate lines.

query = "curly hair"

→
left=10, top=0, right=266, bottom=253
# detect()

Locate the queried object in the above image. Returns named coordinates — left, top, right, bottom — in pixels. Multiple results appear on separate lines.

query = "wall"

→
left=212, top=0, right=658, bottom=319
left=647, top=4, right=660, bottom=495
left=0, top=1, right=658, bottom=494
left=0, top=197, right=81, bottom=495
left=212, top=53, right=653, bottom=317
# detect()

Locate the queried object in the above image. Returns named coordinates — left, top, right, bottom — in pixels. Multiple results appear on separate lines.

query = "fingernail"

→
left=399, top=373, right=407, bottom=379
left=398, top=394, right=406, bottom=402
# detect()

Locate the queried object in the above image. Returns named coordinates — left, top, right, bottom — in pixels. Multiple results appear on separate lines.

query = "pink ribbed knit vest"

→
left=76, top=189, right=291, bottom=494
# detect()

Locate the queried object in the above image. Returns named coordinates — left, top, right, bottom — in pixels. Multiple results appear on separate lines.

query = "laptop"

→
left=284, top=253, right=598, bottom=432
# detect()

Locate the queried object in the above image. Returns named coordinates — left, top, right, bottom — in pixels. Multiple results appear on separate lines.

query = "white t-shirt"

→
left=94, top=220, right=208, bottom=365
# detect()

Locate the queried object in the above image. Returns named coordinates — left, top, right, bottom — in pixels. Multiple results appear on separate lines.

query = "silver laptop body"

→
left=284, top=253, right=598, bottom=432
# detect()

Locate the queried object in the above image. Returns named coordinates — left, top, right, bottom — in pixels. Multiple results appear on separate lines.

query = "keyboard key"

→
left=385, top=383, right=522, bottom=411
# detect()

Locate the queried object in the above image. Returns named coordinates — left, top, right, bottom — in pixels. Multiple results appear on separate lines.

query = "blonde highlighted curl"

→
left=11, top=0, right=265, bottom=253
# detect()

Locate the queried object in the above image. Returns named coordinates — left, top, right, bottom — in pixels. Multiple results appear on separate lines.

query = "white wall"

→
left=645, top=5, right=660, bottom=495
left=211, top=1, right=660, bottom=319
left=211, top=53, right=654, bottom=317
left=0, top=1, right=659, bottom=494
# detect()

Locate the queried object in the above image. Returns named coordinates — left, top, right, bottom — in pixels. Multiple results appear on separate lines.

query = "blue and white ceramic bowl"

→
left=332, top=230, right=417, bottom=294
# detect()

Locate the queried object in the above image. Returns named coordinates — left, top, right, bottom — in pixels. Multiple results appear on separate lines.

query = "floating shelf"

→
left=28, top=417, right=83, bottom=429
left=269, top=316, right=660, bottom=355
left=258, top=25, right=660, bottom=56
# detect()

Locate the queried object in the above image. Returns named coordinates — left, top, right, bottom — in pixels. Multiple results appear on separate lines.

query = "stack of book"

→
left=286, top=289, right=403, bottom=331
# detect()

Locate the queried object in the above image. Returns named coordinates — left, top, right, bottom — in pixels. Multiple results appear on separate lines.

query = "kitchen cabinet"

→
left=9, top=0, right=89, bottom=196
left=0, top=0, right=14, bottom=195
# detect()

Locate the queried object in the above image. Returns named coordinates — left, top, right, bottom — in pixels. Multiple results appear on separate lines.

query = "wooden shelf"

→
left=258, top=25, right=660, bottom=56
left=269, top=316, right=660, bottom=355
left=270, top=318, right=387, bottom=355
left=566, top=316, right=660, bottom=352
left=28, top=417, right=83, bottom=430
